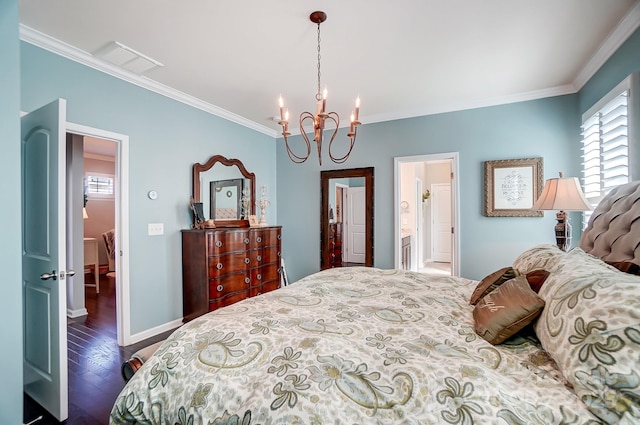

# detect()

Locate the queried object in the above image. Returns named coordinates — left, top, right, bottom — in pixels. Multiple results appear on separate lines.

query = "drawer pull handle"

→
left=216, top=241, right=222, bottom=248
left=277, top=234, right=281, bottom=240
left=257, top=274, right=262, bottom=280
left=257, top=255, right=262, bottom=262
left=217, top=263, right=223, bottom=270
left=277, top=252, right=281, bottom=257
left=244, top=258, right=250, bottom=264
left=217, top=284, right=223, bottom=292
left=245, top=277, right=250, bottom=284
left=244, top=238, right=249, bottom=244
left=256, top=236, right=262, bottom=243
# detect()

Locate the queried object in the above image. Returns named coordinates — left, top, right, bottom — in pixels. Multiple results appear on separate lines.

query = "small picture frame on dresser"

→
left=248, top=215, right=259, bottom=227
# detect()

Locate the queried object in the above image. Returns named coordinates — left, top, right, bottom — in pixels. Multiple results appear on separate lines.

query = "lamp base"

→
left=554, top=210, right=572, bottom=252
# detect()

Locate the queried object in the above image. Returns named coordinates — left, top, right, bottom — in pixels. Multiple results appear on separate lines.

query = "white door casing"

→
left=346, top=187, right=366, bottom=263
left=22, top=99, right=69, bottom=421
left=432, top=183, right=452, bottom=262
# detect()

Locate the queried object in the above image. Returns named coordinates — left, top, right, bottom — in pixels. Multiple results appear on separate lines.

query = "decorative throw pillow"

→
left=473, top=276, right=545, bottom=345
left=605, top=260, right=640, bottom=275
left=534, top=248, right=640, bottom=422
left=469, top=267, right=517, bottom=305
left=525, top=269, right=550, bottom=293
left=512, top=244, right=565, bottom=275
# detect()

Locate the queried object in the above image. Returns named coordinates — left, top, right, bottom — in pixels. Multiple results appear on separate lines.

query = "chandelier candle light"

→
left=278, top=11, right=361, bottom=166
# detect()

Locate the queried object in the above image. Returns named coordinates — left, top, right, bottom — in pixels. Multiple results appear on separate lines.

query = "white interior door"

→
left=346, top=187, right=366, bottom=263
left=22, top=99, right=69, bottom=421
left=432, top=183, right=452, bottom=263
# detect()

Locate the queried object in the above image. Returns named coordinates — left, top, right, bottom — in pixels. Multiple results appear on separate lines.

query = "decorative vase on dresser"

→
left=181, top=226, right=282, bottom=322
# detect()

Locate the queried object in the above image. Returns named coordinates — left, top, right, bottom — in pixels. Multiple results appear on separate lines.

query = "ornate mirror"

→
left=192, top=155, right=255, bottom=225
left=320, top=167, right=374, bottom=269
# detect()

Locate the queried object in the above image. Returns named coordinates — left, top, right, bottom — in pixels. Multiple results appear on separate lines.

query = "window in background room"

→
left=85, top=173, right=115, bottom=198
left=580, top=73, right=639, bottom=228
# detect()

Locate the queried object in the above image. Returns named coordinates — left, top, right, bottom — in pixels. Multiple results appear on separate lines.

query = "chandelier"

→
left=278, top=11, right=361, bottom=165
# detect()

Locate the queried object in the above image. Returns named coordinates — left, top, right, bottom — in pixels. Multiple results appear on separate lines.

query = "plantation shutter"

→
left=580, top=90, right=629, bottom=227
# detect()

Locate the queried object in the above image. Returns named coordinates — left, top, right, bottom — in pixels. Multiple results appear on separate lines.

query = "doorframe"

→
left=393, top=153, right=460, bottom=276
left=67, top=121, right=131, bottom=346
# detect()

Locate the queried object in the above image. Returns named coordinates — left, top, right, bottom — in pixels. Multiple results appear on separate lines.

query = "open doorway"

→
left=66, top=122, right=130, bottom=346
left=394, top=153, right=460, bottom=276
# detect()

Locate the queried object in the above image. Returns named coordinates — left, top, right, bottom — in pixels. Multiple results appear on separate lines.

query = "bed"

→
left=110, top=181, right=640, bottom=424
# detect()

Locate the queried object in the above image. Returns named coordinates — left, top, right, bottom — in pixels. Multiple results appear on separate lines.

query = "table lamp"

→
left=531, top=172, right=592, bottom=251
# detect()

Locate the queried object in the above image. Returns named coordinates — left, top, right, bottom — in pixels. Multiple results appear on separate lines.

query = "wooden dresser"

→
left=328, top=222, right=342, bottom=268
left=181, top=226, right=282, bottom=322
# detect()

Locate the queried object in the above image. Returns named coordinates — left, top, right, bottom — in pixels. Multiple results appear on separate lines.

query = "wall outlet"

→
left=148, top=223, right=164, bottom=236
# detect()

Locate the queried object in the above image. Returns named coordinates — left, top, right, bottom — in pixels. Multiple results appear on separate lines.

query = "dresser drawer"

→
left=208, top=252, right=252, bottom=276
left=206, top=230, right=250, bottom=254
left=261, top=246, right=281, bottom=265
left=209, top=291, right=248, bottom=311
left=250, top=280, right=281, bottom=297
left=262, top=228, right=281, bottom=247
left=249, top=265, right=278, bottom=286
left=250, top=263, right=279, bottom=286
left=209, top=272, right=250, bottom=298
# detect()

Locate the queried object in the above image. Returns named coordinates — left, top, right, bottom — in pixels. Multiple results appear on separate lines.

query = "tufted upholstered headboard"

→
left=579, top=180, right=640, bottom=264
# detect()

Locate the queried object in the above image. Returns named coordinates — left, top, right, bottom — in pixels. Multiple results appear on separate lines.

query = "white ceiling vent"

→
left=93, top=41, right=163, bottom=74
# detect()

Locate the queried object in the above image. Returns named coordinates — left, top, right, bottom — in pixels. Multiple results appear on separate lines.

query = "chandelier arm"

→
left=324, top=113, right=356, bottom=164
left=301, top=112, right=322, bottom=165
left=283, top=134, right=310, bottom=164
left=281, top=115, right=312, bottom=163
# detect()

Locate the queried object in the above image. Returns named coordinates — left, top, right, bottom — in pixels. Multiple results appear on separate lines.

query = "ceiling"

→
left=19, top=1, right=640, bottom=138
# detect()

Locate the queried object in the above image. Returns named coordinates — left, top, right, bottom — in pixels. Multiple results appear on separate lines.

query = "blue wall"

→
left=0, top=1, right=23, bottom=423
left=20, top=43, right=278, bottom=335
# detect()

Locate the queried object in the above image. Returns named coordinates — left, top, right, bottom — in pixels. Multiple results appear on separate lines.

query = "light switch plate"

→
left=148, top=223, right=164, bottom=236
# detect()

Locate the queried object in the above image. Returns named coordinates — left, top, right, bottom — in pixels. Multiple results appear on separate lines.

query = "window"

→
left=580, top=73, right=638, bottom=227
left=85, top=173, right=115, bottom=198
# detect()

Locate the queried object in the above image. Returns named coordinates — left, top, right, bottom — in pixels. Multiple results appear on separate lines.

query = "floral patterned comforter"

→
left=110, top=267, right=599, bottom=424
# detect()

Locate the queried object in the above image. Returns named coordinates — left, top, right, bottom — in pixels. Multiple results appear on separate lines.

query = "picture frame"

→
left=484, top=157, right=544, bottom=217
left=248, top=214, right=259, bottom=227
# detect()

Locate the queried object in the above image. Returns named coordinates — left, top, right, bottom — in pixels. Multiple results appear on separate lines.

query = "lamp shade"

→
left=83, top=207, right=89, bottom=219
left=531, top=176, right=592, bottom=211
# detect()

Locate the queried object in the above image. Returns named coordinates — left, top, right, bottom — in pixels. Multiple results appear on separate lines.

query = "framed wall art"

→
left=484, top=157, right=544, bottom=217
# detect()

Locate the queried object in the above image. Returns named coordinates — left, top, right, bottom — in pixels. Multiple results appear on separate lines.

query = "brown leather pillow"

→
left=469, top=267, right=517, bottom=305
left=606, top=261, right=640, bottom=275
left=525, top=269, right=550, bottom=292
left=473, top=276, right=545, bottom=345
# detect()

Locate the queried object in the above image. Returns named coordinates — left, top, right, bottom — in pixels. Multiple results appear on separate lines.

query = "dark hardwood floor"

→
left=24, top=272, right=177, bottom=425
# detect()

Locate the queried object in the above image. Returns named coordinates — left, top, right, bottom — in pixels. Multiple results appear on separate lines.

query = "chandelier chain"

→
left=316, top=23, right=322, bottom=99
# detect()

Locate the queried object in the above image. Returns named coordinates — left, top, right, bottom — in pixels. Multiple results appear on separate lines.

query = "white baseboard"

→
left=127, top=318, right=183, bottom=346
left=67, top=308, right=88, bottom=318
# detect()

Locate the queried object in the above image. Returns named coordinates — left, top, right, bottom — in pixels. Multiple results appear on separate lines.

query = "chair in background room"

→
left=102, top=228, right=116, bottom=278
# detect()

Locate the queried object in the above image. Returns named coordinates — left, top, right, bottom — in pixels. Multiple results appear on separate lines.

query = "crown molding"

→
left=573, top=1, right=640, bottom=90
left=19, top=24, right=278, bottom=138
left=362, top=83, right=577, bottom=126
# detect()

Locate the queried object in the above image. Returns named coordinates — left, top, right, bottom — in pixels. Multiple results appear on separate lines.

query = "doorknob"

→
left=40, top=270, right=57, bottom=280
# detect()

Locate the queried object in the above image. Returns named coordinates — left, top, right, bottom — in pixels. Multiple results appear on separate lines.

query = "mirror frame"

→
left=320, top=167, right=374, bottom=269
left=192, top=155, right=256, bottom=225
